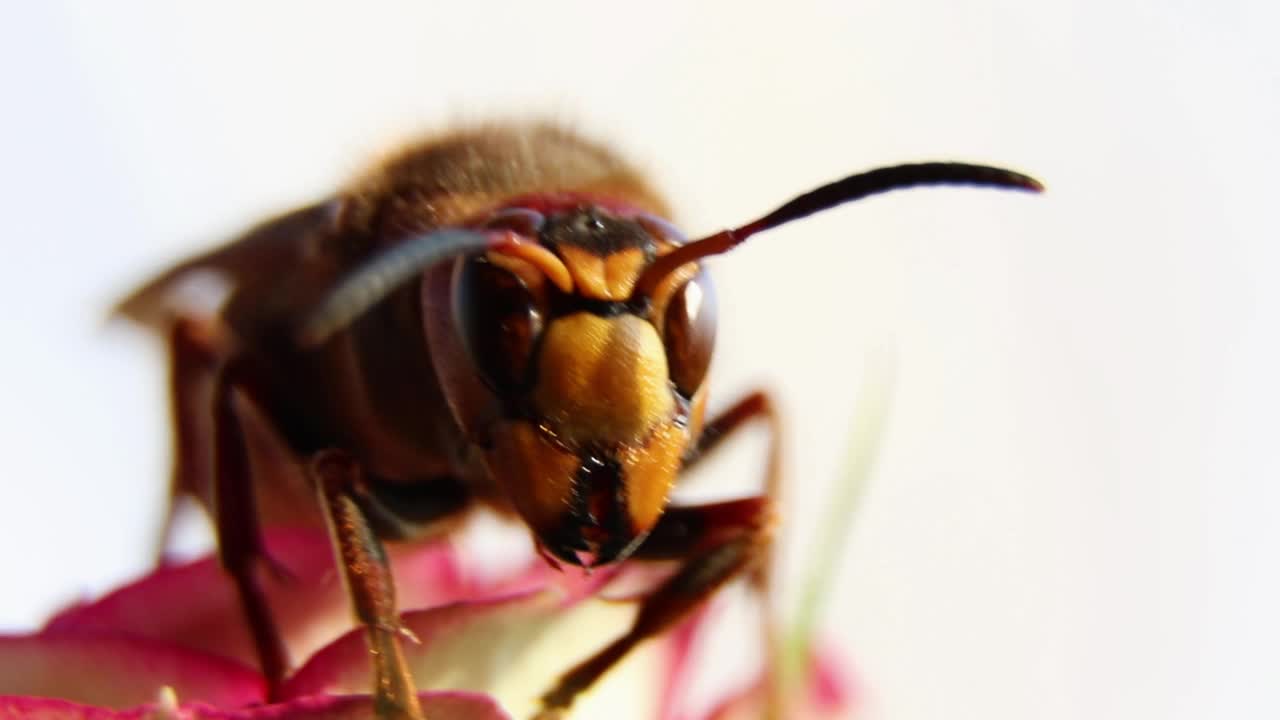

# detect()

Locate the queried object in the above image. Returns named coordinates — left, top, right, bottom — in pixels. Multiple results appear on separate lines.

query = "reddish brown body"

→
left=118, top=123, right=1040, bottom=720
left=126, top=126, right=677, bottom=531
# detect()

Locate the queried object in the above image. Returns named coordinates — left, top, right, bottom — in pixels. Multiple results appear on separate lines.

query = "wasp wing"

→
left=113, top=201, right=340, bottom=332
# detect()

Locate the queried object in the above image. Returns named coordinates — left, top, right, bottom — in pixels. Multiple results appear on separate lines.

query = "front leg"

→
left=309, top=449, right=425, bottom=720
left=537, top=390, right=783, bottom=719
left=685, top=389, right=782, bottom=591
left=537, top=498, right=776, bottom=718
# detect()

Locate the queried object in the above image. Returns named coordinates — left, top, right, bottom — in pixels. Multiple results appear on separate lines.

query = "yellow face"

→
left=532, top=313, right=674, bottom=447
left=419, top=156, right=1041, bottom=565
left=483, top=313, right=695, bottom=564
left=446, top=206, right=716, bottom=566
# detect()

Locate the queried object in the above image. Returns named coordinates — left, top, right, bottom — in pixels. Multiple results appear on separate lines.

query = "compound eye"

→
left=663, top=270, right=717, bottom=397
left=453, top=257, right=543, bottom=393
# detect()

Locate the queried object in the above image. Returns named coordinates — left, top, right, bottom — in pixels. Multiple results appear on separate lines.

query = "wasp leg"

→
left=537, top=498, right=776, bottom=719
left=686, top=390, right=782, bottom=586
left=534, top=393, right=786, bottom=720
left=676, top=390, right=789, bottom=717
left=155, top=319, right=216, bottom=565
left=686, top=390, right=781, bottom=500
left=212, top=360, right=291, bottom=693
left=309, top=449, right=424, bottom=720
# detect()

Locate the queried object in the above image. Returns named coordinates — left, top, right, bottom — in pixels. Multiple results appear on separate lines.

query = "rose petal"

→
left=0, top=634, right=263, bottom=709
left=0, top=692, right=509, bottom=720
left=35, top=527, right=803, bottom=719
left=698, top=648, right=855, bottom=720
left=654, top=608, right=713, bottom=720
left=46, top=528, right=538, bottom=667
left=0, top=695, right=141, bottom=719
left=807, top=646, right=854, bottom=712
left=236, top=692, right=510, bottom=720
left=283, top=589, right=663, bottom=720
left=47, top=528, right=341, bottom=665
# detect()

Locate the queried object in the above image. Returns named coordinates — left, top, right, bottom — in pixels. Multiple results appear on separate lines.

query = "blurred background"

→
left=0, top=1, right=1276, bottom=718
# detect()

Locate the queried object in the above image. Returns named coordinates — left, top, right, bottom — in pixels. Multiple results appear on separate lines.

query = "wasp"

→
left=116, top=124, right=1041, bottom=719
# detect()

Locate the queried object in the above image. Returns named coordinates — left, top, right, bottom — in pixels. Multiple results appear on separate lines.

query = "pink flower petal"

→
left=32, top=527, right=810, bottom=719
left=653, top=606, right=714, bottom=720
left=697, top=648, right=856, bottom=720
left=233, top=692, right=510, bottom=720
left=0, top=692, right=509, bottom=720
left=46, top=528, right=540, bottom=668
left=280, top=592, right=545, bottom=699
left=0, top=634, right=263, bottom=709
left=808, top=646, right=855, bottom=712
left=283, top=589, right=662, bottom=720
left=0, top=695, right=139, bottom=719
left=46, top=528, right=336, bottom=668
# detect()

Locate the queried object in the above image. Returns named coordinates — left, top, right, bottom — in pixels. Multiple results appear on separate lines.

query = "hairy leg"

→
left=686, top=390, right=785, bottom=708
left=309, top=449, right=425, bottom=720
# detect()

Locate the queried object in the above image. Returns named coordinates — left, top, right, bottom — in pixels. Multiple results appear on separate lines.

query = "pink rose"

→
left=2, top=527, right=853, bottom=719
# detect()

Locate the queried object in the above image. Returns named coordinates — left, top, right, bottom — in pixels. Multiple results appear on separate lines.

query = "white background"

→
left=1, top=2, right=1277, bottom=719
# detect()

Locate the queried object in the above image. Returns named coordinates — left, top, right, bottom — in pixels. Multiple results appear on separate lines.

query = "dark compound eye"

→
left=663, top=270, right=717, bottom=397
left=453, top=257, right=543, bottom=393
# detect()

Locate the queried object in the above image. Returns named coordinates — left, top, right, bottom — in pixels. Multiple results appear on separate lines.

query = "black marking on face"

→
left=540, top=208, right=657, bottom=258
left=541, top=455, right=637, bottom=567
left=547, top=295, right=633, bottom=318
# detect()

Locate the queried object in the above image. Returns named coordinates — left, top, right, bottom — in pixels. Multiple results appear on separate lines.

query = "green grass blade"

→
left=780, top=346, right=896, bottom=701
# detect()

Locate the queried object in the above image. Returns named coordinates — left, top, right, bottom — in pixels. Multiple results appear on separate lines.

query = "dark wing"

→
left=113, top=201, right=341, bottom=332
